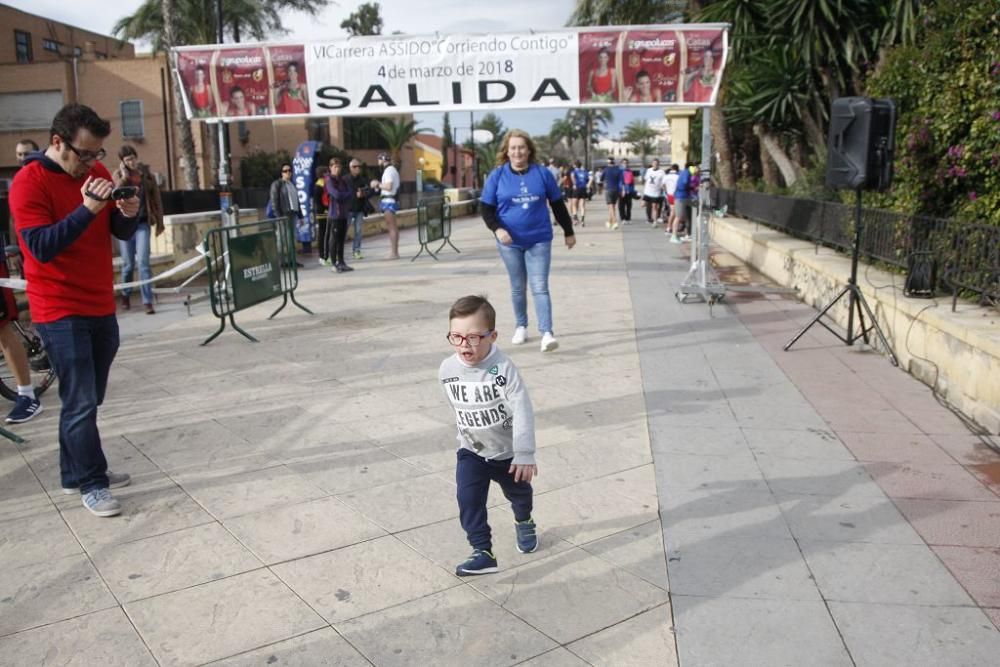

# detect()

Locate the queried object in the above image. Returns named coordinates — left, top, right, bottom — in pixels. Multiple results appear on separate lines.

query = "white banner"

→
left=307, top=32, right=580, bottom=115
left=172, top=24, right=728, bottom=121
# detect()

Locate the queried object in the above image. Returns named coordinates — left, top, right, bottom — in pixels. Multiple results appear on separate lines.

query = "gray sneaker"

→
left=81, top=488, right=122, bottom=517
left=63, top=471, right=131, bottom=495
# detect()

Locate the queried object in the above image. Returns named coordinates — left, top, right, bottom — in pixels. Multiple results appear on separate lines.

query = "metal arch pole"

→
left=676, top=107, right=725, bottom=306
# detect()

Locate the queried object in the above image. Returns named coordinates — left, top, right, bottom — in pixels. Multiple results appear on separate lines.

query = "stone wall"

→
left=710, top=215, right=1000, bottom=433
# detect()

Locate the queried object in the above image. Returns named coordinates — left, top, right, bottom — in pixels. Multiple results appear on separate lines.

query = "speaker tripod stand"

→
left=784, top=189, right=899, bottom=366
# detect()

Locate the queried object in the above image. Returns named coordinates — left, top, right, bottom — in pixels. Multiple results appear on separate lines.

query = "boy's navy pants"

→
left=456, top=448, right=533, bottom=552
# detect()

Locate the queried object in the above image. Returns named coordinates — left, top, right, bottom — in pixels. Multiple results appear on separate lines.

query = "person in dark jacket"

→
left=113, top=145, right=164, bottom=313
left=347, top=159, right=373, bottom=260
left=313, top=167, right=330, bottom=266
left=269, top=162, right=306, bottom=266
left=324, top=158, right=354, bottom=272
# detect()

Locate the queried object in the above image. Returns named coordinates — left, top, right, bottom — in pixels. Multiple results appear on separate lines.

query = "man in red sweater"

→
left=10, top=104, right=140, bottom=517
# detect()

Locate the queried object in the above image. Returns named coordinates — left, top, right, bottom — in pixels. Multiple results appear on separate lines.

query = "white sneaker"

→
left=656, top=217, right=664, bottom=225
left=511, top=326, right=528, bottom=345
left=540, top=332, right=558, bottom=352
left=612, top=222, right=619, bottom=230
left=605, top=221, right=612, bottom=228
left=670, top=234, right=682, bottom=244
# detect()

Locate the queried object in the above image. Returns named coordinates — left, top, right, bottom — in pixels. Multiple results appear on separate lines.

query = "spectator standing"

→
left=618, top=158, right=636, bottom=224
left=313, top=166, right=331, bottom=266
left=113, top=145, right=163, bottom=314
left=374, top=153, right=401, bottom=260
left=15, top=139, right=39, bottom=165
left=481, top=130, right=575, bottom=353
left=1, top=140, right=43, bottom=424
left=269, top=162, right=306, bottom=265
left=9, top=103, right=140, bottom=517
left=324, top=158, right=354, bottom=273
left=602, top=157, right=622, bottom=230
left=347, top=159, right=373, bottom=260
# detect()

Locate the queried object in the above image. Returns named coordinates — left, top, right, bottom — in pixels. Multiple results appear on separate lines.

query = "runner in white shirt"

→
left=375, top=152, right=401, bottom=259
left=662, top=164, right=679, bottom=228
left=642, top=159, right=665, bottom=225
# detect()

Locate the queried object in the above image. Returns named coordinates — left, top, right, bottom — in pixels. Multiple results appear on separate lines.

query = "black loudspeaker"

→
left=826, top=97, right=897, bottom=191
left=904, top=251, right=937, bottom=298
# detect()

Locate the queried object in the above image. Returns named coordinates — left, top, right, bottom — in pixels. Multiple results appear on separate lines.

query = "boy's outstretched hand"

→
left=510, top=463, right=537, bottom=483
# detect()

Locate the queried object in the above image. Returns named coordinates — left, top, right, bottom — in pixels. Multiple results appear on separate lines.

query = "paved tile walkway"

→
left=0, top=203, right=997, bottom=665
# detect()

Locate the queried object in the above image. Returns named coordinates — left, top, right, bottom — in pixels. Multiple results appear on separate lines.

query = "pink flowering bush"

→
left=866, top=2, right=1000, bottom=225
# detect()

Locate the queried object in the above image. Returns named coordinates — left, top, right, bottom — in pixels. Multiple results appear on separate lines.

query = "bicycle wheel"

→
left=0, top=321, right=56, bottom=401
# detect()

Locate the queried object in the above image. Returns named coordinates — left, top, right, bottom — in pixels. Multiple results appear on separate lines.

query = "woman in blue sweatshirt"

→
left=480, top=130, right=575, bottom=352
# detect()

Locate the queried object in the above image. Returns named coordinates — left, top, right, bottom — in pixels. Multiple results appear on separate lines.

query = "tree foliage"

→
left=865, top=1, right=1000, bottom=224
left=373, top=117, right=431, bottom=167
left=341, top=2, right=383, bottom=36
left=622, top=120, right=659, bottom=164
left=568, top=0, right=686, bottom=25
left=114, top=0, right=331, bottom=49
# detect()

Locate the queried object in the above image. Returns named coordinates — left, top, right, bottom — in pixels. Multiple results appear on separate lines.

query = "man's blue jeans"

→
left=119, top=222, right=153, bottom=304
left=349, top=211, right=365, bottom=253
left=496, top=240, right=553, bottom=334
left=36, top=315, right=120, bottom=493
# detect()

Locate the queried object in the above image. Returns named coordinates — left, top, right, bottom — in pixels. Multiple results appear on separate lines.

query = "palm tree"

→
left=373, top=117, right=432, bottom=170
left=116, top=1, right=331, bottom=49
left=159, top=0, right=198, bottom=189
left=622, top=119, right=659, bottom=166
left=114, top=0, right=331, bottom=189
left=567, top=109, right=613, bottom=168
left=549, top=118, right=578, bottom=154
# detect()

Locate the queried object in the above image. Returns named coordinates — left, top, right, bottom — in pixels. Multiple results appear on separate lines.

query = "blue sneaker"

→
left=81, top=488, right=121, bottom=517
left=456, top=549, right=498, bottom=576
left=515, top=518, right=538, bottom=553
left=5, top=395, right=42, bottom=424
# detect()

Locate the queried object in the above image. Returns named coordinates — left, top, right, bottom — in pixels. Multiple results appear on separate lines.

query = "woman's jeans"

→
left=350, top=211, right=365, bottom=253
left=119, top=222, right=152, bottom=304
left=496, top=240, right=553, bottom=334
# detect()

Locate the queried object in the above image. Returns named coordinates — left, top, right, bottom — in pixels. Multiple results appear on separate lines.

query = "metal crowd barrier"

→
left=411, top=197, right=460, bottom=261
left=202, top=216, right=312, bottom=346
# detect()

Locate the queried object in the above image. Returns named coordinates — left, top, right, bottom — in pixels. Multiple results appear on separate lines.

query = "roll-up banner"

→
left=292, top=141, right=319, bottom=243
left=173, top=24, right=728, bottom=121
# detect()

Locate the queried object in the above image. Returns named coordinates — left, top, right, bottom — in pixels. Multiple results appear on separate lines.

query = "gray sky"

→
left=6, top=0, right=668, bottom=138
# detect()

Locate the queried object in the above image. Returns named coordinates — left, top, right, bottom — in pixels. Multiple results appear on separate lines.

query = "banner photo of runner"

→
left=173, top=24, right=727, bottom=121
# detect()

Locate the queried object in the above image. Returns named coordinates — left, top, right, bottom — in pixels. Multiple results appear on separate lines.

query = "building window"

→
left=96, top=52, right=107, bottom=60
left=120, top=100, right=144, bottom=138
left=42, top=38, right=61, bottom=53
left=307, top=118, right=329, bottom=145
left=73, top=46, right=82, bottom=57
left=343, top=118, right=389, bottom=151
left=15, top=30, right=32, bottom=63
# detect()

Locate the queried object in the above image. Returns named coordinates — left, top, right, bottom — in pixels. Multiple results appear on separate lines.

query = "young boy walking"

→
left=439, top=295, right=539, bottom=576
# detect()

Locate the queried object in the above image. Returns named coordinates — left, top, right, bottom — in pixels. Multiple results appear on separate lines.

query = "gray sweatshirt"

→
left=438, top=345, right=536, bottom=465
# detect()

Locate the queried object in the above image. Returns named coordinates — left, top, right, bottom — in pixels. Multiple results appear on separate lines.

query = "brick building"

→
left=0, top=4, right=421, bottom=193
